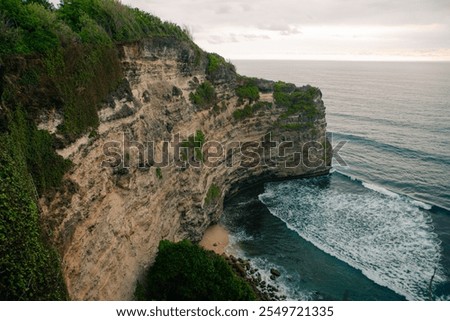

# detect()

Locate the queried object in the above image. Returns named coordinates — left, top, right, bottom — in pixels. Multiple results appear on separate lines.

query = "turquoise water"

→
left=222, top=61, right=450, bottom=300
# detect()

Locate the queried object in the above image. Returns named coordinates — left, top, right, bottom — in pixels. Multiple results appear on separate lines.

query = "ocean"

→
left=222, top=60, right=450, bottom=301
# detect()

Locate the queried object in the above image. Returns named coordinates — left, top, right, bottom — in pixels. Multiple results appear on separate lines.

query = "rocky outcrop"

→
left=39, top=38, right=331, bottom=300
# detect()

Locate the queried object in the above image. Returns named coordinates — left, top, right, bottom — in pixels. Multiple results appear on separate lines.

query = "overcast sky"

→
left=52, top=0, right=450, bottom=61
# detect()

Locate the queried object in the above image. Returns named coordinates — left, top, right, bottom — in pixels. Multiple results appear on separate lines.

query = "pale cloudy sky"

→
left=52, top=0, right=450, bottom=61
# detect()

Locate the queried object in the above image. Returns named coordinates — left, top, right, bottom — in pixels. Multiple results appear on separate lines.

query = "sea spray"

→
left=259, top=174, right=445, bottom=300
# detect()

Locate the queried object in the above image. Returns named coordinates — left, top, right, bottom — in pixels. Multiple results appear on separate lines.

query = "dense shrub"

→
left=236, top=78, right=260, bottom=103
left=273, top=81, right=320, bottom=118
left=0, top=0, right=59, bottom=54
left=138, top=240, right=256, bottom=301
left=78, top=13, right=112, bottom=45
left=189, top=81, right=216, bottom=108
left=55, top=44, right=122, bottom=138
left=233, top=101, right=271, bottom=121
left=57, top=0, right=190, bottom=42
left=7, top=106, right=71, bottom=194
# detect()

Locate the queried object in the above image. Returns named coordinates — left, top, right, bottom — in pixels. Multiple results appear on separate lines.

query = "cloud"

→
left=215, top=5, right=232, bottom=15
left=119, top=0, right=450, bottom=31
left=257, top=22, right=302, bottom=36
left=207, top=33, right=270, bottom=44
left=240, top=3, right=253, bottom=12
left=242, top=34, right=271, bottom=40
left=207, top=34, right=239, bottom=45
left=55, top=0, right=450, bottom=60
left=280, top=28, right=302, bottom=36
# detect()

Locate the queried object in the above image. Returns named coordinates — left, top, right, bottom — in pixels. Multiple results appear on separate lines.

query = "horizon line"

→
left=229, top=58, right=450, bottom=63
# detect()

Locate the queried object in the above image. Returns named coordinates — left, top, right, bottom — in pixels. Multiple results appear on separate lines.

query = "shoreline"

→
left=200, top=222, right=285, bottom=300
left=199, top=224, right=229, bottom=255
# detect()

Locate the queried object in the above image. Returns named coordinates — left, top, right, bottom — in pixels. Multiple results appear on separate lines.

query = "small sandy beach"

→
left=199, top=224, right=229, bottom=254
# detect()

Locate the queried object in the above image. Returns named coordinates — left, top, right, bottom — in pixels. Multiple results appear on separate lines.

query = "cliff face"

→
left=39, top=38, right=331, bottom=300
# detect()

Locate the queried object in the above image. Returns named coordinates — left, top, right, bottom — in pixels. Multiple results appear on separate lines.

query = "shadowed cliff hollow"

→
left=0, top=0, right=330, bottom=300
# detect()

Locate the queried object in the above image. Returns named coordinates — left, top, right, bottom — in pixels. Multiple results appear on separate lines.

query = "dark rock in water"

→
left=222, top=253, right=287, bottom=301
left=270, top=275, right=277, bottom=281
left=270, top=268, right=281, bottom=277
left=268, top=285, right=279, bottom=293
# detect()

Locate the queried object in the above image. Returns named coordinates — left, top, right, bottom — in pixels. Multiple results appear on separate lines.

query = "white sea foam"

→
left=410, top=200, right=433, bottom=210
left=335, top=170, right=359, bottom=181
left=337, top=170, right=434, bottom=211
left=250, top=257, right=313, bottom=301
left=362, top=182, right=400, bottom=198
left=226, top=227, right=312, bottom=300
left=228, top=230, right=254, bottom=244
left=259, top=180, right=446, bottom=300
left=362, top=180, right=433, bottom=210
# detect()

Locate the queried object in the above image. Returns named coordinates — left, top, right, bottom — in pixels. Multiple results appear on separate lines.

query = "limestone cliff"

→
left=39, top=38, right=331, bottom=300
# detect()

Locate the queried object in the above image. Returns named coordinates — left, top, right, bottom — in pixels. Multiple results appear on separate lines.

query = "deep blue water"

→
left=222, top=60, right=450, bottom=300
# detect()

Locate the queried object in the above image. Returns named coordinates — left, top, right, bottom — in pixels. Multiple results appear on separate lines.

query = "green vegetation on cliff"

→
left=233, top=101, right=271, bottom=121
left=273, top=81, right=320, bottom=119
left=0, top=0, right=196, bottom=300
left=205, top=52, right=236, bottom=84
left=181, top=130, right=206, bottom=161
left=205, top=184, right=221, bottom=205
left=135, top=240, right=256, bottom=301
left=0, top=125, right=67, bottom=300
left=189, top=81, right=216, bottom=109
left=0, top=0, right=190, bottom=56
left=236, top=78, right=260, bottom=103
left=206, top=53, right=226, bottom=75
left=1, top=0, right=191, bottom=139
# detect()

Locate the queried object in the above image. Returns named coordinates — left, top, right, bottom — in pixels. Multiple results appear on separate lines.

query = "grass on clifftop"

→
left=1, top=0, right=192, bottom=140
left=135, top=240, right=256, bottom=301
left=0, top=0, right=190, bottom=56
